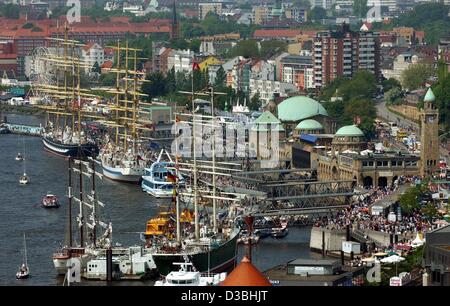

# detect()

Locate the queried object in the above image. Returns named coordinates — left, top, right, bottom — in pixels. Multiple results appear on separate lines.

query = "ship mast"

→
left=192, top=66, right=199, bottom=240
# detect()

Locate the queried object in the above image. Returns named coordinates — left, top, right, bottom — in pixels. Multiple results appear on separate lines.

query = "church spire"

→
left=171, top=1, right=179, bottom=40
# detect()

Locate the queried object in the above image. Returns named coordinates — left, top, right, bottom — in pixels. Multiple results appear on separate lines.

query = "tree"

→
left=99, top=73, right=116, bottom=86
left=92, top=62, right=101, bottom=74
left=342, top=98, right=376, bottom=138
left=339, top=70, right=377, bottom=101
left=215, top=66, right=226, bottom=88
left=0, top=4, right=20, bottom=19
left=385, top=87, right=404, bottom=105
left=382, top=78, right=402, bottom=92
left=399, top=186, right=421, bottom=214
left=309, top=7, right=327, bottom=21
left=260, top=40, right=287, bottom=59
left=249, top=92, right=261, bottom=111
left=401, top=63, right=435, bottom=91
left=166, top=67, right=176, bottom=94
left=141, top=72, right=167, bottom=101
left=226, top=40, right=260, bottom=58
left=432, top=73, right=450, bottom=133
left=421, top=203, right=439, bottom=220
left=353, top=0, right=368, bottom=18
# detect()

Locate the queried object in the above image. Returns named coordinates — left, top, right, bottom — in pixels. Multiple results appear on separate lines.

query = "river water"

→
left=0, top=113, right=318, bottom=286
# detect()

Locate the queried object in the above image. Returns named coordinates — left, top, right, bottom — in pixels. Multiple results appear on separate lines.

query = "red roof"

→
left=101, top=60, right=113, bottom=69
left=220, top=256, right=272, bottom=286
left=0, top=53, right=17, bottom=59
left=254, top=29, right=316, bottom=39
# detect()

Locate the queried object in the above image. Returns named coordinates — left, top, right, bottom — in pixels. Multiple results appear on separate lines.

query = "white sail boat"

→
left=19, top=139, right=28, bottom=185
left=16, top=233, right=30, bottom=279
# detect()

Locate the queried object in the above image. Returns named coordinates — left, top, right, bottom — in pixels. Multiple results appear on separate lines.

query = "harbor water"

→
left=0, top=113, right=319, bottom=286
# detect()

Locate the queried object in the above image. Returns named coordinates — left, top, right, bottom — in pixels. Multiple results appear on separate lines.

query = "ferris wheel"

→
left=29, top=47, right=57, bottom=97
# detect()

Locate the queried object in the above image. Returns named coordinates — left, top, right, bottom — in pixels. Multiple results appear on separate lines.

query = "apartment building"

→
left=313, top=25, right=380, bottom=88
left=198, top=2, right=222, bottom=20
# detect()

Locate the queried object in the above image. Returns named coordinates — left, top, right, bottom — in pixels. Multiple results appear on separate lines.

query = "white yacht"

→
left=141, top=149, right=184, bottom=198
left=154, top=262, right=226, bottom=286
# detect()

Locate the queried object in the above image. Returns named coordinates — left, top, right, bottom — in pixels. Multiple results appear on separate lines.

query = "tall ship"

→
left=144, top=85, right=241, bottom=276
left=97, top=42, right=153, bottom=182
left=33, top=25, right=99, bottom=158
left=52, top=157, right=157, bottom=280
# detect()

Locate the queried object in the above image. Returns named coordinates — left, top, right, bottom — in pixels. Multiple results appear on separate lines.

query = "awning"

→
left=300, top=133, right=317, bottom=143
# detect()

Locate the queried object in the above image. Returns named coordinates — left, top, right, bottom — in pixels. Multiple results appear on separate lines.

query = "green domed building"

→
left=276, top=96, right=334, bottom=135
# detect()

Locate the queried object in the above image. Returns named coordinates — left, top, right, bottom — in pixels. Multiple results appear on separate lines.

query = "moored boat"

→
left=154, top=261, right=226, bottom=286
left=16, top=233, right=30, bottom=279
left=42, top=193, right=60, bottom=208
left=42, top=135, right=98, bottom=159
left=151, top=228, right=240, bottom=276
left=141, top=149, right=184, bottom=198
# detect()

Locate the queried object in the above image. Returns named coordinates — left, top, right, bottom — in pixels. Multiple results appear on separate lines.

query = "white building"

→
left=312, top=0, right=333, bottom=10
left=81, top=43, right=105, bottom=74
left=249, top=79, right=297, bottom=105
left=167, top=49, right=195, bottom=74
left=198, top=3, right=223, bottom=20
left=367, top=0, right=398, bottom=12
left=382, top=54, right=419, bottom=85
left=305, top=68, right=315, bottom=90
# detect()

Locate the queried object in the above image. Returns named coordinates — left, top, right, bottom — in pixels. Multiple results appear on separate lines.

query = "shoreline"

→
left=0, top=105, right=45, bottom=117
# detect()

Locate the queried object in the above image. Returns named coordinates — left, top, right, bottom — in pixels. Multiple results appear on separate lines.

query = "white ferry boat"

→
left=141, top=149, right=184, bottom=198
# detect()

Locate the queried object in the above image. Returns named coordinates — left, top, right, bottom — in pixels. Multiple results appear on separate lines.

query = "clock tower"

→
left=420, top=88, right=439, bottom=177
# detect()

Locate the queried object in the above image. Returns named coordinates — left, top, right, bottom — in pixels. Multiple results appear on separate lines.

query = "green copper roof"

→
left=424, top=88, right=435, bottom=102
left=277, top=96, right=329, bottom=122
left=295, top=119, right=323, bottom=130
left=252, top=111, right=284, bottom=132
left=335, top=125, right=364, bottom=137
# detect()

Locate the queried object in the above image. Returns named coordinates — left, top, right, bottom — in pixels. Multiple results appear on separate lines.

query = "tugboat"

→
left=42, top=193, right=60, bottom=208
left=16, top=233, right=30, bottom=279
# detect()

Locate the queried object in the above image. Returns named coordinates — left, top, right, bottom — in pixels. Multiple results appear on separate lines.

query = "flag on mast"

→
left=192, top=62, right=200, bottom=71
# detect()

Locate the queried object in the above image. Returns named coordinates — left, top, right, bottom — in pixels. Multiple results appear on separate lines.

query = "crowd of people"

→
left=313, top=180, right=434, bottom=237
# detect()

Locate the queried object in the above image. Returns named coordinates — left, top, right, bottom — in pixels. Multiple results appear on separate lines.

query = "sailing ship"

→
left=16, top=233, right=30, bottom=279
left=35, top=25, right=99, bottom=159
left=52, top=157, right=157, bottom=280
left=145, top=84, right=240, bottom=276
left=141, top=149, right=185, bottom=198
left=98, top=42, right=153, bottom=183
left=52, top=157, right=113, bottom=275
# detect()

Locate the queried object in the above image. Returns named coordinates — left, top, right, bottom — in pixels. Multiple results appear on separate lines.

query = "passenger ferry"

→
left=141, top=149, right=184, bottom=198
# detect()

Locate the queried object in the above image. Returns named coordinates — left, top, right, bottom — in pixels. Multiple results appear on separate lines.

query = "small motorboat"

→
left=271, top=227, right=289, bottom=238
left=19, top=173, right=29, bottom=185
left=15, top=153, right=24, bottom=161
left=254, top=228, right=272, bottom=239
left=42, top=193, right=60, bottom=208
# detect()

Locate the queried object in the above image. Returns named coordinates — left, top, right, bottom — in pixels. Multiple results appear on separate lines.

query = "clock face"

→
left=427, top=116, right=435, bottom=123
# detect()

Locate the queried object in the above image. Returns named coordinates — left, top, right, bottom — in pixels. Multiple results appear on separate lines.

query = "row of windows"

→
left=362, top=160, right=418, bottom=167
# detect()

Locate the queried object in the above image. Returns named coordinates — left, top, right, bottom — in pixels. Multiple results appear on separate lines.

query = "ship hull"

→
left=152, top=230, right=240, bottom=276
left=42, top=136, right=98, bottom=158
left=102, top=164, right=143, bottom=183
